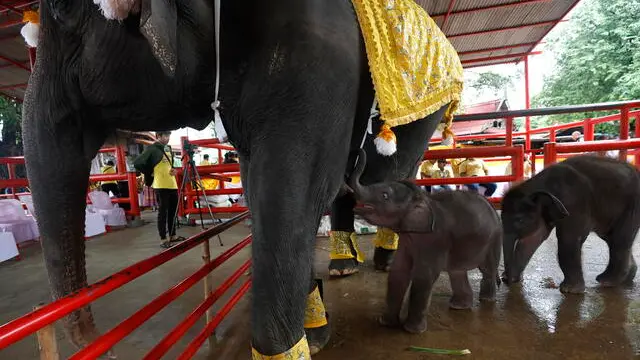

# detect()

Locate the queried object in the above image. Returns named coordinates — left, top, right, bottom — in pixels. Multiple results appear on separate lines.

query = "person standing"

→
left=100, top=160, right=120, bottom=197
left=134, top=131, right=183, bottom=248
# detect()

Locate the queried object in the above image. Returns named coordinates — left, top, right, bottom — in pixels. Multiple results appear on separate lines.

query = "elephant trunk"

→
left=350, top=149, right=370, bottom=201
left=502, top=232, right=518, bottom=284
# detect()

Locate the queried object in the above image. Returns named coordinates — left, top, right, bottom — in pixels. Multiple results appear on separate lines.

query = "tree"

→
left=0, top=96, right=25, bottom=180
left=468, top=71, right=515, bottom=97
left=533, top=0, right=640, bottom=134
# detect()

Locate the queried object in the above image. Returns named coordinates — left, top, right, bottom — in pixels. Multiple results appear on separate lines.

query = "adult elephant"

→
left=23, top=0, right=458, bottom=357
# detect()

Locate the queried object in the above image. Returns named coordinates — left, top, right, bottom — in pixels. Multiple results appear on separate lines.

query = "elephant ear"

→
left=139, top=0, right=178, bottom=77
left=531, top=191, right=569, bottom=222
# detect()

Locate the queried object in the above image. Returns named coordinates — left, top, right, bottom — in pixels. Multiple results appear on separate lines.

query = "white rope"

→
left=359, top=97, right=378, bottom=149
left=212, top=0, right=227, bottom=142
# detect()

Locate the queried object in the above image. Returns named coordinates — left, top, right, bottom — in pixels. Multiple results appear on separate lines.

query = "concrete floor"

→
left=1, top=211, right=640, bottom=359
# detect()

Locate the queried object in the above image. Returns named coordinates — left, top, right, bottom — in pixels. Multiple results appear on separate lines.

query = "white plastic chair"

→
left=85, top=208, right=107, bottom=238
left=0, top=232, right=19, bottom=263
left=88, top=191, right=127, bottom=227
left=0, top=199, right=39, bottom=244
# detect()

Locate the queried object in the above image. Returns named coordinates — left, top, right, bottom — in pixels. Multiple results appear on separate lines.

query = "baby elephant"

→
left=349, top=150, right=501, bottom=334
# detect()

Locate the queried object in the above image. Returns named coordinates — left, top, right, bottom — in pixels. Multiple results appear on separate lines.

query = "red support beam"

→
left=528, top=0, right=583, bottom=51
left=460, top=51, right=542, bottom=65
left=448, top=20, right=558, bottom=39
left=440, top=0, right=457, bottom=33
left=0, top=54, right=30, bottom=71
left=0, top=1, right=37, bottom=15
left=0, top=83, right=27, bottom=90
left=458, top=42, right=543, bottom=56
left=432, top=0, right=552, bottom=19
left=463, top=60, right=521, bottom=69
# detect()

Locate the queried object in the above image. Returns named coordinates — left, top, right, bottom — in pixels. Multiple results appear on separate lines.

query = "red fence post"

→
left=127, top=172, right=140, bottom=218
left=514, top=145, right=525, bottom=181
left=620, top=108, right=630, bottom=161
left=543, top=142, right=556, bottom=167
left=524, top=56, right=531, bottom=150
left=549, top=129, right=556, bottom=142
left=635, top=115, right=640, bottom=166
left=584, top=118, right=594, bottom=141
left=506, top=117, right=513, bottom=147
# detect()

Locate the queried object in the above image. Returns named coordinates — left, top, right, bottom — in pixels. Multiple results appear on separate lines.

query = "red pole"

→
left=543, top=142, right=556, bottom=167
left=635, top=115, right=640, bottom=166
left=127, top=172, right=140, bottom=218
left=584, top=119, right=594, bottom=141
left=549, top=129, right=556, bottom=142
left=0, top=212, right=249, bottom=349
left=506, top=117, right=513, bottom=147
left=524, top=56, right=531, bottom=151
left=620, top=107, right=630, bottom=161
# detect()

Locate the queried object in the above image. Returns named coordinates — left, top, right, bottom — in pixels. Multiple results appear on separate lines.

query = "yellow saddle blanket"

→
left=352, top=0, right=464, bottom=139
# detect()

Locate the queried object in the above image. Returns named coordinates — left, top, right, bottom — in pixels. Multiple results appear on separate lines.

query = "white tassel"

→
left=20, top=22, right=39, bottom=48
left=212, top=101, right=228, bottom=142
left=93, top=0, right=140, bottom=20
left=374, top=136, right=397, bottom=156
left=441, top=134, right=454, bottom=146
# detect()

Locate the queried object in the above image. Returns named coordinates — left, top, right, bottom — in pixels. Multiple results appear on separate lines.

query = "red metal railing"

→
left=0, top=211, right=250, bottom=357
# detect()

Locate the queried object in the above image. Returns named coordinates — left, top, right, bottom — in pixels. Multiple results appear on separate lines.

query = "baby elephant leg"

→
left=597, top=220, right=639, bottom=287
left=404, top=260, right=445, bottom=334
left=448, top=271, right=473, bottom=310
left=479, top=233, right=501, bottom=302
left=379, top=243, right=412, bottom=328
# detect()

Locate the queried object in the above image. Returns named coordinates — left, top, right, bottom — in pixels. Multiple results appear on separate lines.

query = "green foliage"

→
left=533, top=0, right=640, bottom=134
left=0, top=96, right=25, bottom=180
left=468, top=71, right=515, bottom=97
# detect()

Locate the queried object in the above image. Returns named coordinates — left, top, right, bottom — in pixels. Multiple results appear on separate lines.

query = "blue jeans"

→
left=467, top=183, right=497, bottom=197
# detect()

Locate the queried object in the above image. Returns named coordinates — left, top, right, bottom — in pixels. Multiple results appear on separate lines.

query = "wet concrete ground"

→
left=1, top=211, right=640, bottom=359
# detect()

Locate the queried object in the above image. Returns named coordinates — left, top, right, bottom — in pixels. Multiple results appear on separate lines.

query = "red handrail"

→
left=0, top=211, right=249, bottom=350
left=144, top=260, right=252, bottom=359
left=70, top=235, right=252, bottom=359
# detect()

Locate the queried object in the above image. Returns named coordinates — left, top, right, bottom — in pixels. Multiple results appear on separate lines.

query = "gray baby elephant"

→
left=348, top=150, right=502, bottom=334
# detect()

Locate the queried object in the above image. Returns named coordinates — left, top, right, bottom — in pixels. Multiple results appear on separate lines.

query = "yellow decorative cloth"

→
left=304, top=286, right=328, bottom=328
left=252, top=335, right=310, bottom=360
left=351, top=0, right=463, bottom=146
left=329, top=231, right=364, bottom=263
left=374, top=227, right=399, bottom=250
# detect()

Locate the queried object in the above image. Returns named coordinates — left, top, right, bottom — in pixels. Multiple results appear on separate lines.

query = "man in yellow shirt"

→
left=419, top=159, right=436, bottom=192
left=200, top=154, right=211, bottom=166
left=459, top=157, right=497, bottom=197
left=100, top=160, right=120, bottom=197
left=430, top=159, right=454, bottom=192
left=200, top=154, right=219, bottom=191
left=134, top=131, right=182, bottom=248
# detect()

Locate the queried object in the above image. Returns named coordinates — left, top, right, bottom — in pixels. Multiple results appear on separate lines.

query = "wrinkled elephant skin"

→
left=501, top=155, right=640, bottom=294
left=350, top=150, right=502, bottom=334
left=23, top=0, right=447, bottom=357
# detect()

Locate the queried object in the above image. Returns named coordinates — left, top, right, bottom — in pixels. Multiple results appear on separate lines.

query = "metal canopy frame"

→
left=0, top=0, right=581, bottom=101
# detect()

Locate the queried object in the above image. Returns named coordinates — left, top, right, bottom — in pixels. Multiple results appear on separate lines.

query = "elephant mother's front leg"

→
left=245, top=143, right=347, bottom=357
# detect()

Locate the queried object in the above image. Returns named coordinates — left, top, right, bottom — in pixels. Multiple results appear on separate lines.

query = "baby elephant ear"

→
left=531, top=191, right=569, bottom=221
left=139, top=0, right=178, bottom=77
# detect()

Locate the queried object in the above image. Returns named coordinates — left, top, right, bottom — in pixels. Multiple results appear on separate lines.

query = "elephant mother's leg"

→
left=23, top=105, right=106, bottom=348
left=239, top=34, right=359, bottom=360
left=360, top=104, right=450, bottom=270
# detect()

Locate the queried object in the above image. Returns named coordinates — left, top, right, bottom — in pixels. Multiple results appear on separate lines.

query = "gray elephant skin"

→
left=501, top=154, right=640, bottom=294
left=22, top=0, right=447, bottom=356
left=349, top=150, right=502, bottom=334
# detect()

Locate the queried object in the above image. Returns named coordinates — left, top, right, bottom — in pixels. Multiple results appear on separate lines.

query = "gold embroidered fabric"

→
left=252, top=335, right=310, bottom=360
left=374, top=227, right=399, bottom=250
left=352, top=0, right=463, bottom=130
left=304, top=286, right=328, bottom=328
left=329, top=231, right=364, bottom=263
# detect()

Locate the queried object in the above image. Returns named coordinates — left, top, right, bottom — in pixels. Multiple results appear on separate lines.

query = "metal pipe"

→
left=524, top=56, right=531, bottom=150
left=144, top=260, right=252, bottom=360
left=69, top=236, right=252, bottom=360
left=177, top=279, right=252, bottom=360
left=0, top=212, right=250, bottom=349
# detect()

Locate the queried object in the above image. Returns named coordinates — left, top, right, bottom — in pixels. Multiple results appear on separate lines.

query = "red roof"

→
left=433, top=99, right=508, bottom=137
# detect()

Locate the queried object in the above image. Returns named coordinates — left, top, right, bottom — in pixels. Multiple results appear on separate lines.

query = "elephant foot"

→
left=377, top=314, right=402, bottom=328
left=479, top=277, right=497, bottom=302
left=449, top=296, right=473, bottom=310
left=403, top=317, right=427, bottom=334
left=64, top=308, right=117, bottom=358
left=624, top=261, right=638, bottom=285
left=328, top=258, right=359, bottom=277
left=559, top=280, right=586, bottom=294
left=373, top=247, right=395, bottom=272
left=305, top=316, right=330, bottom=356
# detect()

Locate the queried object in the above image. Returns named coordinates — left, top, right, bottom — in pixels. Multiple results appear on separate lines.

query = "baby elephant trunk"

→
left=349, top=149, right=370, bottom=201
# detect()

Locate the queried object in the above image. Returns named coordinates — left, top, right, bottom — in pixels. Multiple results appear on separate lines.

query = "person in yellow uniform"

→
left=100, top=160, right=120, bottom=197
left=134, top=131, right=183, bottom=248
left=419, top=159, right=436, bottom=192
left=199, top=154, right=219, bottom=191
left=459, top=157, right=497, bottom=197
left=200, top=154, right=211, bottom=166
left=430, top=159, right=454, bottom=192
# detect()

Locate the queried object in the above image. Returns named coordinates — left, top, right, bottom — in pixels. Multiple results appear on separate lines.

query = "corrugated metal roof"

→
left=0, top=0, right=581, bottom=101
